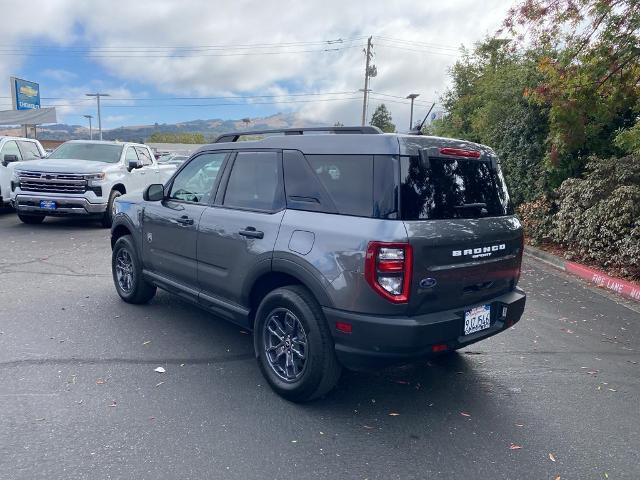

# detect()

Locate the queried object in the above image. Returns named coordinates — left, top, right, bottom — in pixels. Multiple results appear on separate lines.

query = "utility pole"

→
left=83, top=114, right=93, bottom=140
left=361, top=36, right=376, bottom=126
left=406, top=93, right=420, bottom=129
left=85, top=93, right=110, bottom=140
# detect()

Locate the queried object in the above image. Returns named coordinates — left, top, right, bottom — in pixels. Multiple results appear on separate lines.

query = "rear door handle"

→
left=176, top=215, right=194, bottom=226
left=239, top=227, right=264, bottom=239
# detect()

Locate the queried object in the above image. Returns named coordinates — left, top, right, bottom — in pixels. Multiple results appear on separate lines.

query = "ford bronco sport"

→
left=110, top=126, right=526, bottom=401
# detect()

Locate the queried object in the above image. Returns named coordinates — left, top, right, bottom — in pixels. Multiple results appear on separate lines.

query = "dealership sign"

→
left=10, top=77, right=41, bottom=110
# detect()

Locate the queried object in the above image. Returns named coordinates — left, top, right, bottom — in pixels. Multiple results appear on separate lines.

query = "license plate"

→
left=39, top=200, right=57, bottom=210
left=463, top=304, right=491, bottom=336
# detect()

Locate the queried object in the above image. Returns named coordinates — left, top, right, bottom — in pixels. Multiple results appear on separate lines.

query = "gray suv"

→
left=110, top=127, right=526, bottom=401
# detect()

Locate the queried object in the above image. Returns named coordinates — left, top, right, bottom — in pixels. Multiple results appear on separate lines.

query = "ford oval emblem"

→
left=419, top=277, right=437, bottom=289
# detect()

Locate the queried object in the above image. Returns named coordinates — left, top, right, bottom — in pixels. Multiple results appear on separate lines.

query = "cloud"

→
left=0, top=0, right=511, bottom=126
left=41, top=69, right=77, bottom=83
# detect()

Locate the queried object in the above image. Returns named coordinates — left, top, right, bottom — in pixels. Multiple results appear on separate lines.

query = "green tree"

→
left=434, top=39, right=550, bottom=204
left=370, top=104, right=396, bottom=133
left=504, top=0, right=640, bottom=186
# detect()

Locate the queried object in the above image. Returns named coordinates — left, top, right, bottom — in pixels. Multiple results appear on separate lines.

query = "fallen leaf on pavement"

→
left=460, top=412, right=471, bottom=417
left=549, top=453, right=556, bottom=462
left=154, top=367, right=166, bottom=373
left=554, top=476, right=561, bottom=480
left=509, top=444, right=522, bottom=450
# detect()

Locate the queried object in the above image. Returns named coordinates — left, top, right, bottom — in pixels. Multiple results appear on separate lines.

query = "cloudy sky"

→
left=0, top=0, right=513, bottom=130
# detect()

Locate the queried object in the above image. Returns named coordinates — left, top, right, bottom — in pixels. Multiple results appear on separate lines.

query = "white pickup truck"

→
left=0, top=136, right=47, bottom=207
left=10, top=140, right=177, bottom=227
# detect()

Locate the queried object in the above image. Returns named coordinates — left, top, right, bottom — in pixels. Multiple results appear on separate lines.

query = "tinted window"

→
left=135, top=147, right=153, bottom=166
left=400, top=156, right=513, bottom=220
left=125, top=147, right=139, bottom=163
left=306, top=155, right=373, bottom=217
left=49, top=143, right=123, bottom=163
left=223, top=151, right=282, bottom=211
left=1, top=141, right=22, bottom=161
left=17, top=141, right=42, bottom=160
left=169, top=152, right=226, bottom=204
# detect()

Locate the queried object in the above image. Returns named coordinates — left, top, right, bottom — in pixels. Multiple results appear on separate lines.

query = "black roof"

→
left=195, top=127, right=494, bottom=157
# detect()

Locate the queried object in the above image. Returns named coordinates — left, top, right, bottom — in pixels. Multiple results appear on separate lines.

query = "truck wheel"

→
left=255, top=285, right=342, bottom=402
left=18, top=214, right=45, bottom=224
left=101, top=190, right=122, bottom=228
left=112, top=234, right=156, bottom=304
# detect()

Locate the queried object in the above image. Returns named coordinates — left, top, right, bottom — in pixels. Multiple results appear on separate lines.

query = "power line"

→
left=0, top=45, right=362, bottom=58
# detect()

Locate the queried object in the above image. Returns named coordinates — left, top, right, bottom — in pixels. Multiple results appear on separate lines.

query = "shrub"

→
left=551, top=155, right=640, bottom=277
left=518, top=195, right=555, bottom=244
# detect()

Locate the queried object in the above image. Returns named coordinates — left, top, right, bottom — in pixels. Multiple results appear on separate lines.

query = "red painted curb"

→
left=564, top=261, right=640, bottom=303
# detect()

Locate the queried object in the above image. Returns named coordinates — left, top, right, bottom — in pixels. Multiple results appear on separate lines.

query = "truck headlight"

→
left=84, top=172, right=106, bottom=185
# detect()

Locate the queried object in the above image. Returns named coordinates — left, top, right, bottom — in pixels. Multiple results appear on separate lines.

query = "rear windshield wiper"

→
left=453, top=203, right=487, bottom=209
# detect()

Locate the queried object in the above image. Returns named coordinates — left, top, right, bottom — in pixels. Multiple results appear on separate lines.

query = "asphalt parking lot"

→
left=0, top=211, right=638, bottom=480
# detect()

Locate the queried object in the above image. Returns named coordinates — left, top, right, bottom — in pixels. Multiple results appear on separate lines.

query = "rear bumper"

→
left=12, top=194, right=107, bottom=216
left=323, top=287, right=526, bottom=370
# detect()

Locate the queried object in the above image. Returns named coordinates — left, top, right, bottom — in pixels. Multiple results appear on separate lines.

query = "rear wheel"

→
left=18, top=214, right=45, bottom=224
left=112, top=234, right=156, bottom=304
left=101, top=189, right=122, bottom=228
left=255, top=286, right=341, bottom=402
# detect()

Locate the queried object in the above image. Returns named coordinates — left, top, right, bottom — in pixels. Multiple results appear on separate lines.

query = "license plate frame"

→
left=463, top=304, right=491, bottom=336
left=39, top=200, right=57, bottom=210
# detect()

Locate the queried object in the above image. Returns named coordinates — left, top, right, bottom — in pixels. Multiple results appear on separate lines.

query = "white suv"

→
left=10, top=140, right=176, bottom=227
left=0, top=136, right=46, bottom=207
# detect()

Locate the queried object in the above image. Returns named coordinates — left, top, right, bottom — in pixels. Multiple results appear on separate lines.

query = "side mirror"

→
left=127, top=159, right=141, bottom=172
left=143, top=184, right=164, bottom=202
left=2, top=154, right=19, bottom=167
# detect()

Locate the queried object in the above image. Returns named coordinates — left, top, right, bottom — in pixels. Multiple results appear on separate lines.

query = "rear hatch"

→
left=400, top=147, right=523, bottom=315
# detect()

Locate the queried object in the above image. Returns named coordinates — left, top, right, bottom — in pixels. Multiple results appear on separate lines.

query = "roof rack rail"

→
left=213, top=126, right=382, bottom=143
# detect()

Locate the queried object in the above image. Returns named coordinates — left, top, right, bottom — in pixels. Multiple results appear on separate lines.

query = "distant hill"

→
left=0, top=112, right=323, bottom=142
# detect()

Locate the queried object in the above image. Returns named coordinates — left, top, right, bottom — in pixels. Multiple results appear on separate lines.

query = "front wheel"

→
left=112, top=234, right=156, bottom=304
left=255, top=286, right=342, bottom=402
left=101, top=189, right=122, bottom=228
left=18, top=214, right=45, bottom=224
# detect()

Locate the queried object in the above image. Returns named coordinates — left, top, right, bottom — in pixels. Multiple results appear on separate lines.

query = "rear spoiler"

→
left=419, top=146, right=498, bottom=169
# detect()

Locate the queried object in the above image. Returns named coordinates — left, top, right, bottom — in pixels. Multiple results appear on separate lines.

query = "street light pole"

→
left=406, top=93, right=420, bottom=130
left=85, top=93, right=110, bottom=140
left=83, top=115, right=93, bottom=140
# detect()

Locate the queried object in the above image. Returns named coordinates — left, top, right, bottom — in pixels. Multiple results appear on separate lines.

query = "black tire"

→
left=18, top=214, right=45, bottom=224
left=101, top=189, right=122, bottom=228
left=112, top=234, right=156, bottom=304
left=254, top=285, right=342, bottom=402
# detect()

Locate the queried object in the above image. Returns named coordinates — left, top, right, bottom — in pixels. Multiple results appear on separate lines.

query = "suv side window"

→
left=1, top=141, right=23, bottom=161
left=17, top=141, right=42, bottom=160
left=125, top=147, right=139, bottom=163
left=223, top=151, right=283, bottom=211
left=135, top=146, right=153, bottom=166
left=168, top=152, right=226, bottom=204
left=306, top=155, right=373, bottom=217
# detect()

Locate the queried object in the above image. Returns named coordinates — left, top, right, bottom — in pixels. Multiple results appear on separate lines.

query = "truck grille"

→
left=18, top=171, right=87, bottom=194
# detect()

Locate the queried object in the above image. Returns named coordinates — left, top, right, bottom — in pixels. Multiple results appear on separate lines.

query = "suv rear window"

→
left=400, top=156, right=512, bottom=220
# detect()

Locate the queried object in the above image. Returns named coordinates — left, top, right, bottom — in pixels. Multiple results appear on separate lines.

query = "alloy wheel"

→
left=263, top=308, right=308, bottom=382
left=115, top=248, right=134, bottom=293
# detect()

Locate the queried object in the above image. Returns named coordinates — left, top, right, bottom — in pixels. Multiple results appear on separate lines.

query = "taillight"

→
left=365, top=242, right=412, bottom=303
left=439, top=147, right=481, bottom=158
